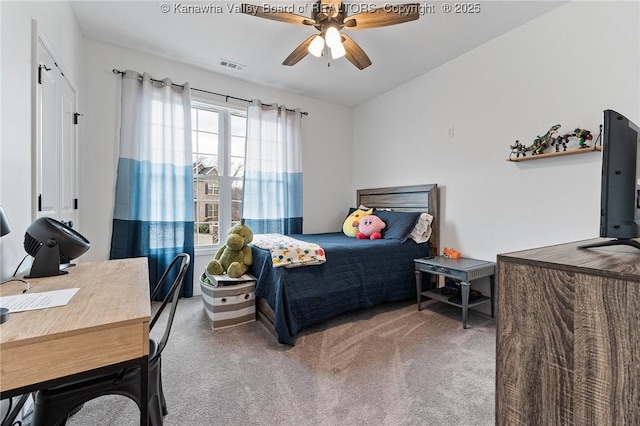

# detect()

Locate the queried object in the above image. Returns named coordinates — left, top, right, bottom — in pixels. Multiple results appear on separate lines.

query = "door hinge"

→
left=38, top=194, right=42, bottom=212
left=74, top=198, right=79, bottom=210
left=38, top=64, right=51, bottom=84
left=73, top=113, right=83, bottom=125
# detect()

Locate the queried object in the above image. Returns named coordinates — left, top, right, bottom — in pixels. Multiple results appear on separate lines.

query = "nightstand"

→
left=414, top=256, right=495, bottom=328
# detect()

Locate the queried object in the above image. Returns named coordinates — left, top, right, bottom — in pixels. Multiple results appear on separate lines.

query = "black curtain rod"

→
left=112, top=68, right=308, bottom=116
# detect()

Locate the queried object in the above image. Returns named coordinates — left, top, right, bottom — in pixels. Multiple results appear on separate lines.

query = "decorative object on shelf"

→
left=528, top=124, right=562, bottom=155
left=509, top=140, right=528, bottom=159
left=552, top=133, right=571, bottom=152
left=574, top=128, right=593, bottom=148
left=507, top=123, right=602, bottom=162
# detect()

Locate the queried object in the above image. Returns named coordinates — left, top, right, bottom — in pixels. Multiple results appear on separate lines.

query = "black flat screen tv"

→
left=579, top=109, right=640, bottom=250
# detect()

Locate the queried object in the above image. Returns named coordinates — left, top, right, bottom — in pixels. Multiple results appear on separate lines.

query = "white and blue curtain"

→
left=243, top=101, right=303, bottom=234
left=110, top=70, right=194, bottom=299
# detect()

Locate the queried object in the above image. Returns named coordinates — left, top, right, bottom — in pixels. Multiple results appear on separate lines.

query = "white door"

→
left=35, top=39, right=79, bottom=228
left=58, top=69, right=78, bottom=225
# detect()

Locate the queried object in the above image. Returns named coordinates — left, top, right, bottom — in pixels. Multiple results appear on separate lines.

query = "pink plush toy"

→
left=357, top=215, right=386, bottom=240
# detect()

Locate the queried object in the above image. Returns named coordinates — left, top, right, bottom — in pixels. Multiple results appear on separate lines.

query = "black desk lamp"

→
left=0, top=206, right=11, bottom=237
left=1, top=206, right=12, bottom=323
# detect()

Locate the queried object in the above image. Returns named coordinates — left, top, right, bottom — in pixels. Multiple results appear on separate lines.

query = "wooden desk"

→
left=0, top=258, right=150, bottom=424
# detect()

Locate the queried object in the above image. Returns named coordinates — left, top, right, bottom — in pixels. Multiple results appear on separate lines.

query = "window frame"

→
left=191, top=98, right=246, bottom=254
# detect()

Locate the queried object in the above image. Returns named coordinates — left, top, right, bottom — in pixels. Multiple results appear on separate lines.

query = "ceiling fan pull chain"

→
left=325, top=43, right=330, bottom=67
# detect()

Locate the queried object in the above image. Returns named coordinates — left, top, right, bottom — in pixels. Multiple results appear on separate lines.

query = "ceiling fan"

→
left=240, top=0, right=420, bottom=70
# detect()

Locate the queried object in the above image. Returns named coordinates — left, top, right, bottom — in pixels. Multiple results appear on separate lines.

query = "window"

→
left=204, top=182, right=218, bottom=195
left=192, top=102, right=246, bottom=247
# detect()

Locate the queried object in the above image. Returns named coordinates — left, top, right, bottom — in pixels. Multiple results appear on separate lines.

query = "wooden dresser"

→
left=496, top=239, right=640, bottom=426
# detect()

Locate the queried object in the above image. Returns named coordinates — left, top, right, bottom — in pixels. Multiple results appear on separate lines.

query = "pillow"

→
left=374, top=210, right=421, bottom=242
left=408, top=213, right=434, bottom=244
left=342, top=206, right=373, bottom=237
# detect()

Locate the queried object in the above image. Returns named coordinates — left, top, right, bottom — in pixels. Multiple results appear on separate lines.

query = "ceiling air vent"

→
left=219, top=59, right=245, bottom=71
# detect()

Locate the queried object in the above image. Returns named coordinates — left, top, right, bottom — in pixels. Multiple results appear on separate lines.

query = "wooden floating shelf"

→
left=507, top=145, right=602, bottom=162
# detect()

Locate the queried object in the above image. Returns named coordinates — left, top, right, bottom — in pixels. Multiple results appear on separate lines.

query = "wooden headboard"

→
left=357, top=184, right=439, bottom=257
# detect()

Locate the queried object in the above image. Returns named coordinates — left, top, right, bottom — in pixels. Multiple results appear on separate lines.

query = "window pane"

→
left=231, top=136, right=245, bottom=158
left=192, top=131, right=198, bottom=152
left=198, top=109, right=219, bottom=133
left=193, top=157, right=203, bottom=176
left=231, top=179, right=243, bottom=222
left=230, top=114, right=246, bottom=137
left=229, top=156, right=244, bottom=178
left=211, top=225, right=219, bottom=245
left=194, top=201, right=203, bottom=222
left=197, top=132, right=218, bottom=155
left=196, top=178, right=218, bottom=202
left=193, top=178, right=201, bottom=200
left=195, top=154, right=218, bottom=172
left=195, top=222, right=219, bottom=246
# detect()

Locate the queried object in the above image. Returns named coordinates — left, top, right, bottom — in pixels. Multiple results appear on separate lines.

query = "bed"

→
left=249, top=184, right=439, bottom=345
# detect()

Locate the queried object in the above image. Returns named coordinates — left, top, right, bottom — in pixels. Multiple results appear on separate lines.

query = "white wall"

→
left=0, top=1, right=84, bottom=280
left=81, top=40, right=353, bottom=287
left=353, top=1, right=639, bottom=263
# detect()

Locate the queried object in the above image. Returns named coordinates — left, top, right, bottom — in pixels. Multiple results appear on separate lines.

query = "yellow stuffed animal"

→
left=342, top=207, right=373, bottom=237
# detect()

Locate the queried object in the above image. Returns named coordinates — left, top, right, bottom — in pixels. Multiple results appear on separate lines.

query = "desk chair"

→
left=31, top=253, right=191, bottom=426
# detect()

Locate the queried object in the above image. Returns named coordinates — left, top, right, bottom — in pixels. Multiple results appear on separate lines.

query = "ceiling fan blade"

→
left=343, top=3, right=420, bottom=29
left=341, top=34, right=372, bottom=70
left=320, top=0, right=342, bottom=16
left=282, top=35, right=317, bottom=66
left=241, top=4, right=315, bottom=26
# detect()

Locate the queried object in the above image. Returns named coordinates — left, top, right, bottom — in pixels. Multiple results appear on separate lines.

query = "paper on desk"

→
left=0, top=288, right=80, bottom=313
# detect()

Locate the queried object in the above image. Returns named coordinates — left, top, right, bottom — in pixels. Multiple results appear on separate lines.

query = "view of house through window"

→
left=192, top=102, right=246, bottom=247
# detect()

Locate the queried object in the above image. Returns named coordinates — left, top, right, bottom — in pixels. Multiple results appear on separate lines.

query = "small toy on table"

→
left=443, top=247, right=461, bottom=259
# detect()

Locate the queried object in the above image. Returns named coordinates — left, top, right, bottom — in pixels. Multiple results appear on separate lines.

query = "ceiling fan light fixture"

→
left=308, top=35, right=325, bottom=57
left=324, top=26, right=341, bottom=48
left=244, top=0, right=417, bottom=70
left=330, top=42, right=346, bottom=60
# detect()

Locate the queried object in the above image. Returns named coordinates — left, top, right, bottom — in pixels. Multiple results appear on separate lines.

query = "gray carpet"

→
left=65, top=297, right=496, bottom=426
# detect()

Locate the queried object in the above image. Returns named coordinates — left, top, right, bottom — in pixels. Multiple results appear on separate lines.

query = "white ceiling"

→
left=69, top=1, right=566, bottom=107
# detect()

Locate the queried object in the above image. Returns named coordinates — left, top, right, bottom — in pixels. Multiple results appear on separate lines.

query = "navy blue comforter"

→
left=249, top=233, right=430, bottom=345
